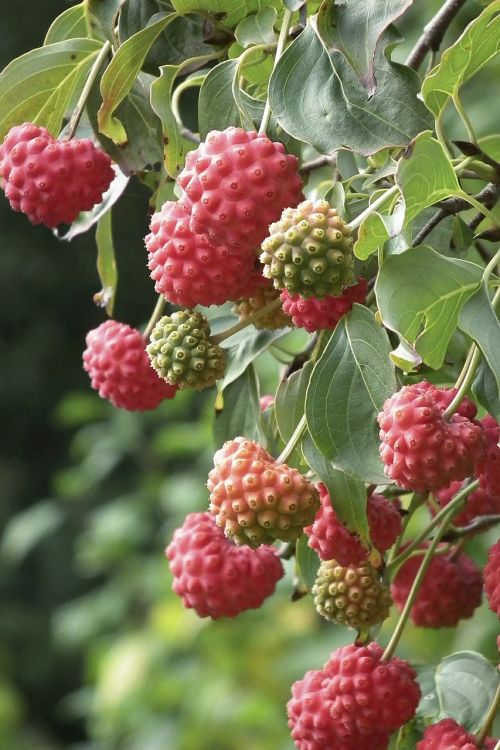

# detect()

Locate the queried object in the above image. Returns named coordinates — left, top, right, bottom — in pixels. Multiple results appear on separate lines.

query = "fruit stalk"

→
left=476, top=682, right=500, bottom=746
left=212, top=297, right=283, bottom=344
left=259, top=8, right=293, bottom=134
left=66, top=41, right=111, bottom=140
left=143, top=294, right=167, bottom=341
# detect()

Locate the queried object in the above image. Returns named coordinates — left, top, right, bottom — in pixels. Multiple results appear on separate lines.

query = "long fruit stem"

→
left=142, top=295, right=167, bottom=341
left=259, top=8, right=293, bottom=134
left=66, top=41, right=112, bottom=140
left=477, top=682, right=500, bottom=746
left=276, top=414, right=307, bottom=465
left=212, top=297, right=283, bottom=344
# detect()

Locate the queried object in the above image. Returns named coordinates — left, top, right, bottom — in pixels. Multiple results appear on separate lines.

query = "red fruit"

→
left=260, top=395, right=275, bottom=411
left=418, top=381, right=477, bottom=420
left=484, top=538, right=500, bottom=617
left=436, top=480, right=500, bottom=528
left=477, top=415, right=500, bottom=499
left=207, top=436, right=320, bottom=548
left=305, top=484, right=402, bottom=564
left=0, top=122, right=114, bottom=227
left=417, top=718, right=496, bottom=750
left=177, top=127, right=303, bottom=251
left=323, top=642, right=420, bottom=735
left=391, top=543, right=482, bottom=627
left=83, top=320, right=177, bottom=411
left=165, top=512, right=283, bottom=619
left=145, top=200, right=261, bottom=307
left=281, top=278, right=368, bottom=332
left=378, top=381, right=484, bottom=492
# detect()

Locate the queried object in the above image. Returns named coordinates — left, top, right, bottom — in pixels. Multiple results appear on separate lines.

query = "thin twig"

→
left=300, top=155, right=336, bottom=175
left=443, top=514, right=500, bottom=540
left=405, top=0, right=469, bottom=71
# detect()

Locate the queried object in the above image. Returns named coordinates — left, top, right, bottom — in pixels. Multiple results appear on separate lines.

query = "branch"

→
left=406, top=0, right=469, bottom=71
left=300, top=155, right=336, bottom=175
left=442, top=514, right=500, bottom=540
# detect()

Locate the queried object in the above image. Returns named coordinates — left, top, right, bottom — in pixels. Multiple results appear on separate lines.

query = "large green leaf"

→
left=295, top=535, right=320, bottom=593
left=316, top=0, right=414, bottom=94
left=213, top=365, right=263, bottom=447
left=305, top=305, right=396, bottom=483
left=85, top=0, right=124, bottom=43
left=473, top=358, right=500, bottom=422
left=376, top=246, right=482, bottom=370
left=0, top=39, right=102, bottom=141
left=422, top=1, right=500, bottom=117
left=435, top=651, right=500, bottom=733
left=95, top=210, right=118, bottom=317
left=44, top=4, right=90, bottom=44
left=459, top=284, right=500, bottom=395
left=98, top=13, right=178, bottom=143
left=302, top=437, right=369, bottom=544
left=171, top=0, right=281, bottom=31
left=219, top=327, right=289, bottom=388
left=274, top=362, right=313, bottom=444
left=235, top=7, right=278, bottom=47
left=198, top=59, right=241, bottom=136
left=268, top=19, right=431, bottom=156
left=150, top=65, right=187, bottom=178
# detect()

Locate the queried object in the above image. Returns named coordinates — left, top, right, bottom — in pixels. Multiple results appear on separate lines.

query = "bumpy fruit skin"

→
left=418, top=381, right=477, bottom=420
left=83, top=320, right=177, bottom=411
left=0, top=122, right=114, bottom=227
left=232, top=281, right=292, bottom=329
left=145, top=200, right=262, bottom=307
left=378, top=381, right=484, bottom=492
left=436, top=479, right=500, bottom=527
left=287, top=668, right=390, bottom=750
left=177, top=127, right=303, bottom=251
left=305, top=485, right=402, bottom=564
left=207, top=437, right=320, bottom=547
left=323, top=643, right=420, bottom=735
left=281, top=277, right=368, bottom=332
left=260, top=199, right=355, bottom=298
left=147, top=310, right=225, bottom=391
left=477, top=415, right=500, bottom=499
left=484, top=538, right=500, bottom=617
left=313, top=559, right=392, bottom=629
left=417, top=719, right=496, bottom=750
left=165, top=512, right=284, bottom=619
left=391, top=543, right=482, bottom=627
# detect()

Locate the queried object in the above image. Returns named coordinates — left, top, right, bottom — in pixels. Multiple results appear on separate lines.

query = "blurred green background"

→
left=0, top=2, right=499, bottom=749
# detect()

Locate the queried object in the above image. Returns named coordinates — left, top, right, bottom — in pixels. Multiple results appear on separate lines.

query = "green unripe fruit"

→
left=312, top=559, right=392, bottom=630
left=147, top=310, right=225, bottom=391
left=232, top=284, right=292, bottom=330
left=259, top=199, right=355, bottom=298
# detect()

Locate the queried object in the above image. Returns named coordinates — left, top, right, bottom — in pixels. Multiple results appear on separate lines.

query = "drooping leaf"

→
left=235, top=7, right=278, bottom=47
left=354, top=198, right=405, bottom=261
left=85, top=0, right=124, bottom=43
left=219, top=328, right=289, bottom=388
left=422, top=1, right=500, bottom=118
left=274, top=362, right=313, bottom=444
left=198, top=58, right=241, bottom=136
left=459, top=284, right=500, bottom=396
left=473, top=358, right=500, bottom=422
left=213, top=365, right=263, bottom=447
left=435, top=651, right=500, bottom=733
left=376, top=246, right=483, bottom=369
left=302, top=437, right=369, bottom=544
left=269, top=19, right=431, bottom=156
left=94, top=209, right=118, bottom=316
left=316, top=0, right=414, bottom=95
left=150, top=65, right=187, bottom=178
left=171, top=0, right=281, bottom=31
left=98, top=13, right=178, bottom=143
left=0, top=39, right=102, bottom=141
left=44, top=4, right=90, bottom=45
left=295, top=534, right=320, bottom=592
left=305, top=305, right=396, bottom=483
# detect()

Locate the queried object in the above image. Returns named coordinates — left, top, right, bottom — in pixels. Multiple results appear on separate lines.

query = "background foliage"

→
left=0, top=2, right=499, bottom=749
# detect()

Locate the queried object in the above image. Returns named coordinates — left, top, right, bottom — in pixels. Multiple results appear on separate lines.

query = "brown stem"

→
left=405, top=0, right=469, bottom=71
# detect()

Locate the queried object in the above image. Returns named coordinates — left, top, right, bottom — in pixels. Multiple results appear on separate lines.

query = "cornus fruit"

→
left=147, top=310, right=225, bottom=391
left=391, top=543, right=482, bottom=627
left=417, top=718, right=497, bottom=750
left=0, top=122, right=114, bottom=227
left=260, top=199, right=355, bottom=298
left=484, top=538, right=500, bottom=617
left=436, top=480, right=500, bottom=528
left=232, top=282, right=292, bottom=330
left=312, top=559, right=392, bottom=629
left=83, top=320, right=177, bottom=411
left=207, top=437, right=320, bottom=547
left=377, top=381, right=484, bottom=492
left=281, top=277, right=368, bottom=332
left=477, top=415, right=500, bottom=499
left=165, top=512, right=284, bottom=619
left=305, top=484, right=402, bottom=564
left=145, top=200, right=262, bottom=308
left=178, top=127, right=303, bottom=251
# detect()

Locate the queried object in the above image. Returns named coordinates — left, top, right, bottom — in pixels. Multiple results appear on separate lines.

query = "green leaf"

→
left=45, top=4, right=90, bottom=44
left=0, top=39, right=102, bottom=141
left=295, top=535, right=320, bottom=593
left=274, top=362, right=313, bottom=444
left=150, top=65, right=186, bottom=178
left=235, top=7, right=277, bottom=47
left=376, top=246, right=483, bottom=369
left=395, top=720, right=422, bottom=750
left=354, top=198, right=405, bottom=261
left=269, top=19, right=431, bottom=156
left=219, top=328, right=289, bottom=388
left=95, top=210, right=118, bottom=316
left=213, top=365, right=263, bottom=448
left=305, top=305, right=396, bottom=483
left=171, top=0, right=281, bottom=31
left=1, top=501, right=64, bottom=563
left=316, top=0, right=413, bottom=95
left=198, top=59, right=241, bottom=137
left=302, top=437, right=369, bottom=544
left=473, top=358, right=500, bottom=422
left=98, top=13, right=178, bottom=143
left=85, top=0, right=124, bottom=43
left=416, top=665, right=441, bottom=723
left=422, top=1, right=500, bottom=118
left=459, top=284, right=500, bottom=394
left=435, top=651, right=500, bottom=733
